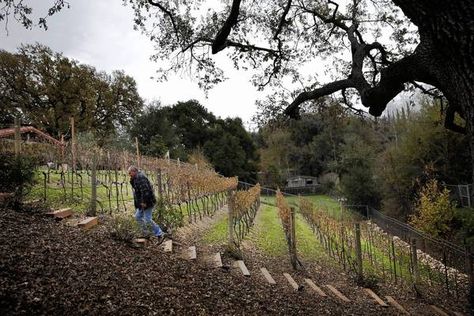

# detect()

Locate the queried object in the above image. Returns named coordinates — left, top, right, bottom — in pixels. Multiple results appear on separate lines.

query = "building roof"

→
left=0, top=126, right=64, bottom=147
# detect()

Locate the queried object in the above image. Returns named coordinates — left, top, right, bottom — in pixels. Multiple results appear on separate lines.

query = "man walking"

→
left=128, top=166, right=165, bottom=242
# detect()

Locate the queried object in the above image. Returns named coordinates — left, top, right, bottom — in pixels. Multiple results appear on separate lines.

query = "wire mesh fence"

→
left=443, top=183, right=472, bottom=208
left=246, top=180, right=473, bottom=304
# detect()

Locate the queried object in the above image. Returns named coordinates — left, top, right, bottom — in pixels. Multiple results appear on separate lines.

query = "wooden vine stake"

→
left=355, top=222, right=363, bottom=281
left=14, top=117, right=21, bottom=156
left=70, top=116, right=76, bottom=171
left=135, top=137, right=140, bottom=168
left=411, top=238, right=420, bottom=286
left=289, top=207, right=298, bottom=270
left=228, top=190, right=235, bottom=247
left=89, top=153, right=98, bottom=216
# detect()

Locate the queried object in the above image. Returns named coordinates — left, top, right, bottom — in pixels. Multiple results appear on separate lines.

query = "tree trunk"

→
left=392, top=0, right=474, bottom=195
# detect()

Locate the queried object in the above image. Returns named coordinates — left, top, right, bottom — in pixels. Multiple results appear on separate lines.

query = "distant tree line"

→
left=128, top=101, right=259, bottom=183
left=0, top=44, right=144, bottom=143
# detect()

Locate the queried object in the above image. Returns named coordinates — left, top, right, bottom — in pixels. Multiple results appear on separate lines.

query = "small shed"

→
left=285, top=175, right=319, bottom=188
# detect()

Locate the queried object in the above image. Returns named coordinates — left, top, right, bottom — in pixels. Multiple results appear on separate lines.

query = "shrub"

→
left=109, top=212, right=140, bottom=242
left=0, top=152, right=38, bottom=207
left=410, top=179, right=456, bottom=238
left=154, top=197, right=184, bottom=232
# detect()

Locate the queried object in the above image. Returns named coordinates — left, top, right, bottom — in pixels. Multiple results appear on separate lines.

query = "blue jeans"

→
left=135, top=206, right=163, bottom=237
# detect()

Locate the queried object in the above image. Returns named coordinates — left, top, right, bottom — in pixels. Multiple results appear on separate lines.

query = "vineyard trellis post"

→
left=135, top=137, right=140, bottom=168
left=42, top=171, right=47, bottom=201
left=89, top=154, right=97, bottom=216
left=14, top=117, right=21, bottom=156
left=411, top=238, right=420, bottom=286
left=228, top=190, right=235, bottom=247
left=157, top=168, right=163, bottom=199
left=289, top=207, right=298, bottom=270
left=355, top=222, right=363, bottom=281
left=60, top=135, right=65, bottom=162
left=70, top=116, right=76, bottom=172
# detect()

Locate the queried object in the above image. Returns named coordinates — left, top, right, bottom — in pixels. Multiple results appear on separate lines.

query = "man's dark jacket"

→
left=130, top=171, right=156, bottom=209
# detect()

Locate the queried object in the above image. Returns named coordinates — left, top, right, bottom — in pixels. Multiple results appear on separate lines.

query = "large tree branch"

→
left=212, top=0, right=242, bottom=54
left=190, top=37, right=279, bottom=56
left=285, top=43, right=431, bottom=118
left=284, top=79, right=354, bottom=117
left=445, top=104, right=467, bottom=134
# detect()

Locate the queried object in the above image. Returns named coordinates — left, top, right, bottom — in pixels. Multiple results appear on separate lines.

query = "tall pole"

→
left=60, top=134, right=65, bottom=163
left=228, top=191, right=235, bottom=247
left=14, top=117, right=21, bottom=156
left=355, top=222, right=363, bottom=281
left=70, top=116, right=76, bottom=171
left=135, top=137, right=140, bottom=168
left=89, top=154, right=97, bottom=216
left=290, top=207, right=297, bottom=269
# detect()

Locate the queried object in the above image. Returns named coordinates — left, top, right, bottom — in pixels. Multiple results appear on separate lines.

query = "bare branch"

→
left=297, top=2, right=349, bottom=32
left=274, top=0, right=292, bottom=40
left=225, top=40, right=279, bottom=55
left=409, top=81, right=439, bottom=98
left=326, top=0, right=339, bottom=39
left=148, top=0, right=181, bottom=45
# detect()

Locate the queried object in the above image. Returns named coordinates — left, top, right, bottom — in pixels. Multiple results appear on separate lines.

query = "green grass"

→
left=261, top=194, right=358, bottom=221
left=246, top=204, right=326, bottom=259
left=26, top=169, right=134, bottom=213
left=250, top=205, right=288, bottom=256
left=202, top=215, right=229, bottom=244
left=294, top=213, right=326, bottom=260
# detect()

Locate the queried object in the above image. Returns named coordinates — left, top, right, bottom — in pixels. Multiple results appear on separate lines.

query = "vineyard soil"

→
left=0, top=206, right=462, bottom=315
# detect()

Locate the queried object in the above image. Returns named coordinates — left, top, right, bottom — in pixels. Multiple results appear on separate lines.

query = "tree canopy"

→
left=129, top=100, right=259, bottom=182
left=0, top=44, right=144, bottom=140
left=123, top=0, right=473, bottom=136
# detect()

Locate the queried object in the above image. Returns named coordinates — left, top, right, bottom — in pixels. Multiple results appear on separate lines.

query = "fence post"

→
left=89, top=155, right=97, bottom=216
left=411, top=238, right=420, bottom=285
left=355, top=222, right=363, bottom=281
left=228, top=190, right=235, bottom=247
left=290, top=207, right=298, bottom=270
left=14, top=117, right=21, bottom=156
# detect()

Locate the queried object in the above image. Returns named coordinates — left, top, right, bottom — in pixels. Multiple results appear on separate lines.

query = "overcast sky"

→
left=0, top=0, right=264, bottom=128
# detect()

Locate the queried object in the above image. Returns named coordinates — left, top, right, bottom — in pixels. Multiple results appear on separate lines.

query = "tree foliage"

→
left=0, top=152, right=38, bottom=207
left=0, top=0, right=68, bottom=30
left=0, top=44, right=144, bottom=141
left=257, top=102, right=347, bottom=187
left=129, top=100, right=259, bottom=182
left=339, top=118, right=381, bottom=206
left=124, top=0, right=472, bottom=136
left=376, top=100, right=470, bottom=217
left=409, top=178, right=455, bottom=238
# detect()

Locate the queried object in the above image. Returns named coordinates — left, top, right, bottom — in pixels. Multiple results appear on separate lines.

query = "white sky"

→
left=0, top=0, right=263, bottom=128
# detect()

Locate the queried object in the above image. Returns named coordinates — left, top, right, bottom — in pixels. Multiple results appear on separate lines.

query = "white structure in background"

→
left=285, top=175, right=320, bottom=194
left=442, top=183, right=472, bottom=208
